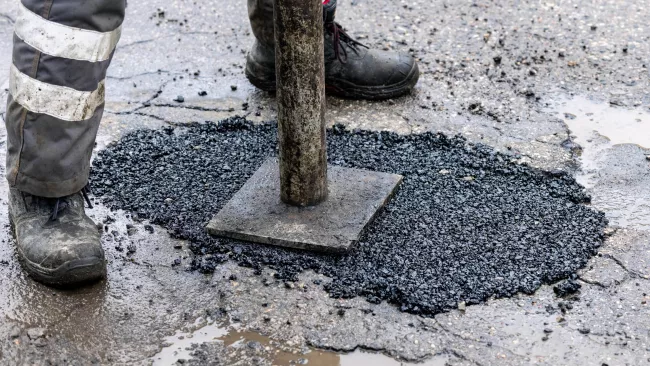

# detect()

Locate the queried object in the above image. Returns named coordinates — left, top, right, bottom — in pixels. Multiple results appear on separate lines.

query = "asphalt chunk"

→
left=553, top=279, right=582, bottom=297
left=91, top=117, right=607, bottom=316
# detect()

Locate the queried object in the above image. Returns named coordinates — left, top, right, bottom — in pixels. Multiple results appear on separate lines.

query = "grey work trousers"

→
left=5, top=0, right=277, bottom=198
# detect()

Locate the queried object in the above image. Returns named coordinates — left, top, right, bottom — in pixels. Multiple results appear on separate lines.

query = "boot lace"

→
left=325, top=21, right=368, bottom=64
left=49, top=186, right=94, bottom=221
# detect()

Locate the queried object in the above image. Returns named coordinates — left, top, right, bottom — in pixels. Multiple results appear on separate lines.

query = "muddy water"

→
left=152, top=320, right=448, bottom=366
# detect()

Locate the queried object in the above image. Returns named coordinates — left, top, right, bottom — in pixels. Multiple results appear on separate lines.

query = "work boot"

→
left=246, top=0, right=419, bottom=100
left=8, top=188, right=105, bottom=287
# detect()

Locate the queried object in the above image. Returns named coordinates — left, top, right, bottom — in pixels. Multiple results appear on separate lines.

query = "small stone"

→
left=541, top=335, right=549, bottom=341
left=578, top=328, right=591, bottom=335
left=645, top=155, right=650, bottom=161
left=543, top=328, right=553, bottom=334
left=174, top=95, right=185, bottom=103
left=603, top=227, right=617, bottom=236
left=126, top=224, right=137, bottom=236
left=248, top=341, right=264, bottom=350
left=337, top=309, right=346, bottom=316
left=27, top=328, right=46, bottom=340
left=230, top=85, right=238, bottom=91
left=458, top=301, right=466, bottom=311
left=554, top=279, right=581, bottom=296
left=9, top=325, right=20, bottom=339
left=285, top=281, right=295, bottom=289
left=198, top=91, right=208, bottom=96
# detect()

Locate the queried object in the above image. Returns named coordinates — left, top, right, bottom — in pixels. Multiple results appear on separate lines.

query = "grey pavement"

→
left=0, top=0, right=649, bottom=365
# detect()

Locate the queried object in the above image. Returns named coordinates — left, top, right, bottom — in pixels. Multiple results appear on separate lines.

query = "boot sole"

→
left=245, top=57, right=420, bottom=101
left=9, top=215, right=106, bottom=287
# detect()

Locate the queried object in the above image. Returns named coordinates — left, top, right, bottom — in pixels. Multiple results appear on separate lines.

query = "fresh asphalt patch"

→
left=91, top=117, right=607, bottom=316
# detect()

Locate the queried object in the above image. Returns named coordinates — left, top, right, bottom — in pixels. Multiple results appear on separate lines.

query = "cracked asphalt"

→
left=1, top=0, right=649, bottom=365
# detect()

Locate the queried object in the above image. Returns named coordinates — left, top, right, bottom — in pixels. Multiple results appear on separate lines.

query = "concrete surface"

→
left=0, top=0, right=649, bottom=365
left=207, top=158, right=403, bottom=252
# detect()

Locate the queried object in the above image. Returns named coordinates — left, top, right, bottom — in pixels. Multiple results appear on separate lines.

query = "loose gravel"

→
left=91, top=117, right=607, bottom=316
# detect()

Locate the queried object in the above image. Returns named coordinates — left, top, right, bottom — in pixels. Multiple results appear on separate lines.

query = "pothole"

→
left=92, top=117, right=607, bottom=317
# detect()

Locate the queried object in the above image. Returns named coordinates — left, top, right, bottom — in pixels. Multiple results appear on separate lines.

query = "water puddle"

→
left=152, top=320, right=448, bottom=366
left=152, top=320, right=231, bottom=365
left=548, top=95, right=650, bottom=188
left=548, top=95, right=650, bottom=230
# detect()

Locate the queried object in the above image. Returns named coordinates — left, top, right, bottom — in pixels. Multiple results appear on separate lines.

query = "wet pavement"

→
left=0, top=0, right=649, bottom=365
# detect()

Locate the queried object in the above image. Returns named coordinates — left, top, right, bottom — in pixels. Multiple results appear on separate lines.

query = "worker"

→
left=5, top=0, right=419, bottom=287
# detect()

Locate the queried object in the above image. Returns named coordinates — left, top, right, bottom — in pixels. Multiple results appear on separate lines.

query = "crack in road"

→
left=106, top=70, right=171, bottom=81
left=578, top=277, right=610, bottom=289
left=602, top=253, right=648, bottom=279
left=446, top=348, right=486, bottom=366
left=117, top=37, right=167, bottom=50
left=433, top=317, right=529, bottom=361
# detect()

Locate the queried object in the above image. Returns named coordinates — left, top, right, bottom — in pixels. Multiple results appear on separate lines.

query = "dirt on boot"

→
left=8, top=188, right=106, bottom=287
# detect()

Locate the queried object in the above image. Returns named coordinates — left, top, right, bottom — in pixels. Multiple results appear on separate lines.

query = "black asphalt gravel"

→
left=91, top=117, right=607, bottom=316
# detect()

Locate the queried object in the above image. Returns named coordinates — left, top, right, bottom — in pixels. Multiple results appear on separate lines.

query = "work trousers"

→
left=5, top=0, right=322, bottom=198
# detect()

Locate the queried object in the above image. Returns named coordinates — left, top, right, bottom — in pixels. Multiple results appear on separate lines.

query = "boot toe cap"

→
left=383, top=51, right=419, bottom=86
left=36, top=241, right=104, bottom=270
left=325, top=49, right=419, bottom=99
left=17, top=222, right=105, bottom=285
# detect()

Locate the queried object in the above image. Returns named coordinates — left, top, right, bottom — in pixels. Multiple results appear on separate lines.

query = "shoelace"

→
left=81, top=186, right=94, bottom=209
left=325, top=21, right=368, bottom=64
left=49, top=198, right=69, bottom=221
left=49, top=186, right=94, bottom=221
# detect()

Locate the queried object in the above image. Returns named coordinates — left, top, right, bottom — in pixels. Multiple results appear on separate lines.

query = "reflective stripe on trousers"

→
left=5, top=0, right=126, bottom=197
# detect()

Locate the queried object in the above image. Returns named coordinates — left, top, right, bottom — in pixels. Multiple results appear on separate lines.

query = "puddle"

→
left=152, top=320, right=230, bottom=366
left=549, top=95, right=650, bottom=188
left=548, top=95, right=650, bottom=230
left=152, top=320, right=448, bottom=366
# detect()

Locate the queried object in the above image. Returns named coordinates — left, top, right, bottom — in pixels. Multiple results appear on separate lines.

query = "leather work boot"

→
left=8, top=188, right=105, bottom=287
left=246, top=0, right=419, bottom=100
